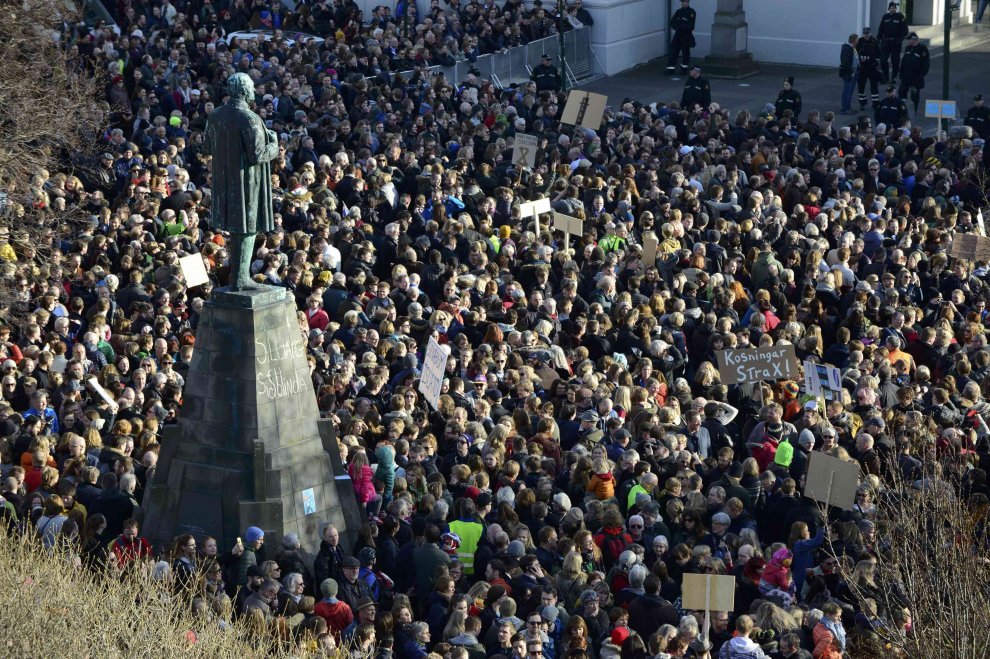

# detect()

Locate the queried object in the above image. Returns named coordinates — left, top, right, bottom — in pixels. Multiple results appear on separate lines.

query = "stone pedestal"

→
left=703, top=0, right=760, bottom=79
left=142, top=286, right=361, bottom=555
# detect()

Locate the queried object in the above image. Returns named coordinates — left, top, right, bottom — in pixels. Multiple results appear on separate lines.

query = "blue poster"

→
left=302, top=488, right=316, bottom=515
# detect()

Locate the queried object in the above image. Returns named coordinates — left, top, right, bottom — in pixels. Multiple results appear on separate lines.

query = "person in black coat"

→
left=313, top=524, right=344, bottom=588
left=627, top=574, right=679, bottom=639
left=775, top=77, right=803, bottom=119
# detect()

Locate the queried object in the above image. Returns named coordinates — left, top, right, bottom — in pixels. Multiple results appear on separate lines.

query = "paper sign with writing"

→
left=512, top=133, right=539, bottom=168
left=717, top=345, right=799, bottom=385
left=179, top=254, right=210, bottom=288
left=682, top=573, right=735, bottom=612
left=418, top=337, right=448, bottom=410
left=804, top=451, right=860, bottom=510
left=561, top=90, right=608, bottom=130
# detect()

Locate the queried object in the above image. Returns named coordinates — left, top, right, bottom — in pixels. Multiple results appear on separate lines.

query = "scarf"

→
left=822, top=617, right=846, bottom=651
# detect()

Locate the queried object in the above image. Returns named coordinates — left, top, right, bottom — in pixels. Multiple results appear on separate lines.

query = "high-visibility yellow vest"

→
left=448, top=519, right=483, bottom=575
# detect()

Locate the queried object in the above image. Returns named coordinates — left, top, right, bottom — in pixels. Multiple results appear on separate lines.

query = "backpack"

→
left=594, top=529, right=631, bottom=568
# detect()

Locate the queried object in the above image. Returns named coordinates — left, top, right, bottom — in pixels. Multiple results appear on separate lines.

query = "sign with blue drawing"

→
left=302, top=487, right=316, bottom=515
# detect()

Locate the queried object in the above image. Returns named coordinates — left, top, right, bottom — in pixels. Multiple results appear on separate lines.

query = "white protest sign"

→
left=512, top=133, right=539, bottom=168
left=804, top=360, right=842, bottom=400
left=179, top=253, right=210, bottom=288
left=519, top=197, right=552, bottom=236
left=553, top=211, right=583, bottom=254
left=418, top=337, right=448, bottom=410
left=86, top=377, right=119, bottom=414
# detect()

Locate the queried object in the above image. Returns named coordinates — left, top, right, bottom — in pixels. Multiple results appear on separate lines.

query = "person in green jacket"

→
left=236, top=525, right=265, bottom=587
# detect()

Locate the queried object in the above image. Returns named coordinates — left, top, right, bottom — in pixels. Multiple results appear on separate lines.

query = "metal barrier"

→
left=368, top=27, right=592, bottom=88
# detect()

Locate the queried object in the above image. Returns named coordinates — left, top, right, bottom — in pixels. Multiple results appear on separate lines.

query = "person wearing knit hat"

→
left=314, top=578, right=353, bottom=638
left=776, top=75, right=803, bottom=119
left=236, top=526, right=265, bottom=587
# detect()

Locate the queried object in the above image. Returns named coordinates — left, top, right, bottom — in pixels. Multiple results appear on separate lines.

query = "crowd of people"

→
left=2, top=0, right=990, bottom=657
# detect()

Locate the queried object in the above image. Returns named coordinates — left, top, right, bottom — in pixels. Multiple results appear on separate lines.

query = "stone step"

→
left=910, top=21, right=990, bottom=55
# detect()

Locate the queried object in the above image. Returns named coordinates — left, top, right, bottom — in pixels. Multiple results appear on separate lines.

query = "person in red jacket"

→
left=314, top=578, right=353, bottom=641
left=110, top=518, right=153, bottom=568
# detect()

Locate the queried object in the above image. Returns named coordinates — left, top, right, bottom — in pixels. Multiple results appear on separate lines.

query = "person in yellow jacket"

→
left=448, top=498, right=484, bottom=577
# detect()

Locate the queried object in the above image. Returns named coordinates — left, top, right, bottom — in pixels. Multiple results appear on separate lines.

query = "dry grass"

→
left=0, top=534, right=344, bottom=657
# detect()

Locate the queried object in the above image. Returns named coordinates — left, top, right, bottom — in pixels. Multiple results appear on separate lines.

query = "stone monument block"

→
left=143, top=287, right=361, bottom=554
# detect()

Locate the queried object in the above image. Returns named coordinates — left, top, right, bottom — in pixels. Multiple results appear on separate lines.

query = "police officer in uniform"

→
left=898, top=32, right=929, bottom=114
left=775, top=76, right=803, bottom=119
left=857, top=26, right=883, bottom=111
left=877, top=1, right=908, bottom=83
left=530, top=53, right=561, bottom=93
left=667, top=0, right=697, bottom=74
left=680, top=65, right=710, bottom=110
left=965, top=94, right=990, bottom=139
left=876, top=85, right=908, bottom=127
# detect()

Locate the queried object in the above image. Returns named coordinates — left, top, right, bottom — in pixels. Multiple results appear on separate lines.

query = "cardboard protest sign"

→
left=418, top=337, right=447, bottom=410
left=804, top=451, right=860, bottom=510
left=512, top=133, right=539, bottom=168
left=950, top=233, right=990, bottom=261
left=553, top=211, right=583, bottom=236
left=561, top=90, right=607, bottom=130
left=641, top=231, right=659, bottom=268
left=682, top=573, right=735, bottom=612
left=179, top=253, right=210, bottom=287
left=716, top=345, right=799, bottom=385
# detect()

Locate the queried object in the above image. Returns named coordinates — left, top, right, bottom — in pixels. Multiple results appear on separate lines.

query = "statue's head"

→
left=226, top=72, right=255, bottom=104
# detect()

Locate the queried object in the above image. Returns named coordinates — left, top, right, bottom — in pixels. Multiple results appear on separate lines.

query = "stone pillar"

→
left=703, top=0, right=760, bottom=78
left=142, top=287, right=362, bottom=556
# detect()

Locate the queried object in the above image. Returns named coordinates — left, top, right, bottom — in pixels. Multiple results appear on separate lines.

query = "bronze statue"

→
left=202, top=72, right=279, bottom=291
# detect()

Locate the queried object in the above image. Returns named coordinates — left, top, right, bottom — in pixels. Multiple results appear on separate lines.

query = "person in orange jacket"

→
left=587, top=458, right=616, bottom=501
left=812, top=601, right=846, bottom=659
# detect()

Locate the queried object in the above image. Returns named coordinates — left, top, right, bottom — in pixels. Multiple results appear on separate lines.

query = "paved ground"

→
left=582, top=39, right=990, bottom=132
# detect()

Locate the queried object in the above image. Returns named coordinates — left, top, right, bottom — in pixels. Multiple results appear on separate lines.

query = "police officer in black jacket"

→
left=877, top=1, right=908, bottom=83
left=876, top=85, right=908, bottom=128
left=667, top=0, right=696, bottom=74
left=775, top=76, right=803, bottom=119
left=681, top=65, right=711, bottom=110
left=530, top=53, right=561, bottom=92
left=898, top=32, right=929, bottom=113
left=857, top=26, right=883, bottom=110
left=965, top=95, right=990, bottom=139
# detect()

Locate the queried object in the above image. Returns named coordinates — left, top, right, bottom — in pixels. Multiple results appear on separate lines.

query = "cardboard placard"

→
left=804, top=360, right=842, bottom=401
left=179, top=253, right=210, bottom=288
left=418, top=337, right=447, bottom=410
left=977, top=209, right=986, bottom=237
left=716, top=345, right=799, bottom=385
left=682, top=573, right=736, bottom=612
left=553, top=211, right=583, bottom=236
left=512, top=133, right=539, bottom=168
left=804, top=450, right=860, bottom=510
left=641, top=230, right=659, bottom=268
left=561, top=90, right=608, bottom=130
left=950, top=233, right=990, bottom=261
